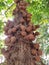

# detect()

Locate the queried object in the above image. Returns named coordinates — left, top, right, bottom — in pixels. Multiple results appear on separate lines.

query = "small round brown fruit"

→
left=12, top=27, right=16, bottom=33
left=5, top=37, right=11, bottom=44
left=20, top=31, right=27, bottom=37
left=33, top=43, right=39, bottom=49
left=35, top=56, right=41, bottom=62
left=37, top=50, right=42, bottom=55
left=14, top=0, right=19, bottom=3
left=8, top=29, right=12, bottom=34
left=35, top=25, right=40, bottom=29
left=20, top=24, right=26, bottom=31
left=4, top=26, right=8, bottom=31
left=27, top=18, right=31, bottom=22
left=20, top=10, right=27, bottom=17
left=11, top=36, right=16, bottom=43
left=26, top=26, right=32, bottom=32
left=25, top=34, right=35, bottom=41
left=31, top=49, right=37, bottom=55
left=20, top=18, right=25, bottom=23
left=34, top=32, right=40, bottom=36
left=27, top=13, right=32, bottom=18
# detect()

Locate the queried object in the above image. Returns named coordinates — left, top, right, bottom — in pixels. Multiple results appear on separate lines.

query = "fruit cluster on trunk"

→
left=2, top=0, right=43, bottom=65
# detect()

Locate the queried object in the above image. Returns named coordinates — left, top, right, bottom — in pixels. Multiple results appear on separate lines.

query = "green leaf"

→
left=7, top=0, right=13, bottom=4
left=0, top=2, right=6, bottom=11
left=45, top=46, right=49, bottom=55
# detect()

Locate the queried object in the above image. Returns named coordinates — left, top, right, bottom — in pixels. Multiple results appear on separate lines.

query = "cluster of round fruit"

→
left=2, top=0, right=43, bottom=65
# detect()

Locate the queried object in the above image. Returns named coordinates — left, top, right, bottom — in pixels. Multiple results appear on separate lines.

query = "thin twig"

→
left=5, top=2, right=15, bottom=14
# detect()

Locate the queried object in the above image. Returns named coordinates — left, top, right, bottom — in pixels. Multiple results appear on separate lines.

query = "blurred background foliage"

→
left=0, top=0, right=49, bottom=64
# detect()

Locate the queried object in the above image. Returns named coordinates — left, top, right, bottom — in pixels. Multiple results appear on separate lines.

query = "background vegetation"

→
left=0, top=0, right=49, bottom=64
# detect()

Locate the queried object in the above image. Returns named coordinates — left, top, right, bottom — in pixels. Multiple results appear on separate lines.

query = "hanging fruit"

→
left=2, top=0, right=43, bottom=65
